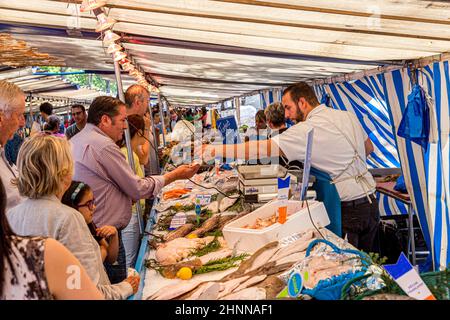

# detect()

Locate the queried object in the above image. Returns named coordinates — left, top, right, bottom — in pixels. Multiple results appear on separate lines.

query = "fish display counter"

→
left=131, top=164, right=383, bottom=300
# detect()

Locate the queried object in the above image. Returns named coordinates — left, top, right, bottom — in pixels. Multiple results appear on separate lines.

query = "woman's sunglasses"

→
left=77, top=199, right=95, bottom=210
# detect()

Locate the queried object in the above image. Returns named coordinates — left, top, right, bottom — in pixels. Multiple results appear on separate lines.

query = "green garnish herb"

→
left=191, top=237, right=221, bottom=257
left=193, top=254, right=249, bottom=275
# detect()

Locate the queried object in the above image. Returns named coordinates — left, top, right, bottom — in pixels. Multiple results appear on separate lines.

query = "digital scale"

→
left=237, top=165, right=315, bottom=204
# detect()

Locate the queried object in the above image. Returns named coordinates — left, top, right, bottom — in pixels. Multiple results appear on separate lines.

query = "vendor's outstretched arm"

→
left=364, top=138, right=374, bottom=157
left=206, top=139, right=281, bottom=161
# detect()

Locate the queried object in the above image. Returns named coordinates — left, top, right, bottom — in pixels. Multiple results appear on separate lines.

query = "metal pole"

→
left=147, top=96, right=161, bottom=175
left=113, top=59, right=145, bottom=235
left=148, top=102, right=158, bottom=150
left=158, top=93, right=166, bottom=146
left=27, top=93, right=33, bottom=136
left=28, top=92, right=33, bottom=118
left=234, top=97, right=241, bottom=126
left=264, top=90, right=270, bottom=109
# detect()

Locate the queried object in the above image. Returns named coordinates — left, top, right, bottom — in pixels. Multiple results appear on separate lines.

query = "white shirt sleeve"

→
left=271, top=123, right=311, bottom=163
left=57, top=211, right=102, bottom=284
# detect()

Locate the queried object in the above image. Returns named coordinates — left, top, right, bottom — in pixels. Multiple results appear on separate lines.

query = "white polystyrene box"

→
left=222, top=200, right=330, bottom=253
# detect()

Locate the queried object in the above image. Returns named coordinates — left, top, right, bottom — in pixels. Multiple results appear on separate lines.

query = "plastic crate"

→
left=222, top=200, right=330, bottom=253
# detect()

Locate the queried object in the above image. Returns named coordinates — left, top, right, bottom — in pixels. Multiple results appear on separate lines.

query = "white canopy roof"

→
left=0, top=67, right=106, bottom=112
left=0, top=0, right=449, bottom=106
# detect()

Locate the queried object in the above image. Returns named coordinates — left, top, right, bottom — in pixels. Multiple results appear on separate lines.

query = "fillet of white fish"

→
left=156, top=236, right=215, bottom=265
left=186, top=282, right=220, bottom=300
left=217, top=276, right=250, bottom=299
left=149, top=280, right=204, bottom=300
left=198, top=248, right=233, bottom=265
left=233, top=275, right=267, bottom=293
left=221, top=287, right=267, bottom=300
left=219, top=197, right=238, bottom=213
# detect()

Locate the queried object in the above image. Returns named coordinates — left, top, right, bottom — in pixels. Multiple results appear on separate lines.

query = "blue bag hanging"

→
left=320, top=93, right=331, bottom=107
left=397, top=84, right=430, bottom=151
left=393, top=175, right=407, bottom=193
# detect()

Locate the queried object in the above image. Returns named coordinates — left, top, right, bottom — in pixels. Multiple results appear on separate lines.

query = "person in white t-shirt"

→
left=203, top=82, right=379, bottom=253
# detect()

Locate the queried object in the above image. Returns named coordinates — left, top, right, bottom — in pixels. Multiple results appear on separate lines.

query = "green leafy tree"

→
left=35, top=66, right=117, bottom=96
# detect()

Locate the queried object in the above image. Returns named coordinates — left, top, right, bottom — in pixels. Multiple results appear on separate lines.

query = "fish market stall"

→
left=132, top=163, right=385, bottom=300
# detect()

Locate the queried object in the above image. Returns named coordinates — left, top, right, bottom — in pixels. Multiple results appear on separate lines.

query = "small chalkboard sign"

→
left=216, top=115, right=241, bottom=144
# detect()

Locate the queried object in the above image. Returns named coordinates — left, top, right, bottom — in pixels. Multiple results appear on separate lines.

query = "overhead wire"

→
left=127, top=118, right=159, bottom=156
left=187, top=177, right=242, bottom=200
left=285, top=161, right=325, bottom=240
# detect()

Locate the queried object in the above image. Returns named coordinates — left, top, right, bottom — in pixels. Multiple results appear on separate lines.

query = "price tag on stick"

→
left=287, top=272, right=303, bottom=298
left=300, top=128, right=314, bottom=201
left=194, top=194, right=211, bottom=225
left=383, top=252, right=436, bottom=300
left=277, top=176, right=290, bottom=224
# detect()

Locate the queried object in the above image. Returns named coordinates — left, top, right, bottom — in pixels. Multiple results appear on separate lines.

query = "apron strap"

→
left=321, top=112, right=374, bottom=203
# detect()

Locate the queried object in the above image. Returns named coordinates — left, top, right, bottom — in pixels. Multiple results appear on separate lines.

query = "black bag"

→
left=374, top=219, right=405, bottom=264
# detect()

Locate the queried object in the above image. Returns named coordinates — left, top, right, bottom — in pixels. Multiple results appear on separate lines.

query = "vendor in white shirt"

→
left=203, top=82, right=379, bottom=253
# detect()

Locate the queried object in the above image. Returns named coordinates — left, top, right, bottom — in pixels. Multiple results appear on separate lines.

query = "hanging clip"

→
left=408, top=63, right=417, bottom=86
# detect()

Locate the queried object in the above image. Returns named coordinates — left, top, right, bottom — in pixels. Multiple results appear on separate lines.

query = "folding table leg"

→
left=408, top=203, right=416, bottom=266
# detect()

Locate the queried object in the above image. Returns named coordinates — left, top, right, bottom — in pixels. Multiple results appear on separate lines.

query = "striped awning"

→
left=314, top=60, right=449, bottom=271
left=0, top=0, right=449, bottom=105
left=384, top=61, right=450, bottom=271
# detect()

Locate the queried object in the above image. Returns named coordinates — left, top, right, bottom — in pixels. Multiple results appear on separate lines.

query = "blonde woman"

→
left=7, top=135, right=139, bottom=300
left=0, top=177, right=103, bottom=300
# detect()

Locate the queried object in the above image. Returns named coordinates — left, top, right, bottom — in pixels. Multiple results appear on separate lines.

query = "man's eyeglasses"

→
left=77, top=199, right=95, bottom=210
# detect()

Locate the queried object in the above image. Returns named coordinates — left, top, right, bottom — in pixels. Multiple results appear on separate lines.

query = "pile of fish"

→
left=162, top=188, right=191, bottom=201
left=148, top=212, right=247, bottom=280
left=243, top=214, right=277, bottom=229
left=161, top=213, right=237, bottom=243
left=289, top=250, right=360, bottom=290
left=155, top=241, right=235, bottom=279
left=302, top=256, right=354, bottom=289
left=155, top=236, right=217, bottom=265
left=147, top=229, right=321, bottom=300
left=155, top=167, right=240, bottom=215
left=145, top=166, right=366, bottom=300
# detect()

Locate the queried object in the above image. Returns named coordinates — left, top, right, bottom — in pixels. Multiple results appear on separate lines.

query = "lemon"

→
left=176, top=267, right=193, bottom=280
left=186, top=234, right=198, bottom=239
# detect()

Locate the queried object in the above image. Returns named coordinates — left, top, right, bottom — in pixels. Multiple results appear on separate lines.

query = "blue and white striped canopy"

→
left=260, top=89, right=282, bottom=109
left=239, top=60, right=450, bottom=270
left=384, top=61, right=449, bottom=271
left=313, top=77, right=408, bottom=218
left=313, top=61, right=449, bottom=270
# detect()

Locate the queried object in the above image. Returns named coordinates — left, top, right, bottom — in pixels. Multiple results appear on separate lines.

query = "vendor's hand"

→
left=96, top=226, right=118, bottom=239
left=125, top=275, right=140, bottom=294
left=143, top=112, right=151, bottom=130
left=202, top=144, right=216, bottom=162
left=173, top=163, right=200, bottom=180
